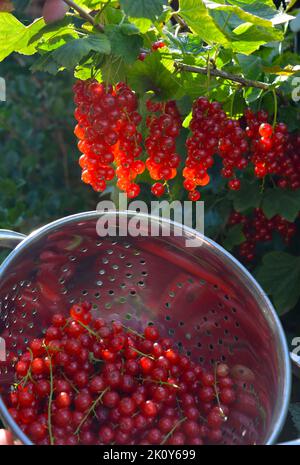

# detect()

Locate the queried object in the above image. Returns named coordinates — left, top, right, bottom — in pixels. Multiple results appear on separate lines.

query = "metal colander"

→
left=0, top=211, right=292, bottom=445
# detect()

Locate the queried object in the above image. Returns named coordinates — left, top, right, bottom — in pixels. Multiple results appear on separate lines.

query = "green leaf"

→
left=52, top=34, right=111, bottom=69
left=262, top=188, right=300, bottom=222
left=236, top=53, right=262, bottom=80
left=183, top=111, right=192, bottom=128
left=206, top=0, right=293, bottom=27
left=0, top=13, right=45, bottom=61
left=30, top=54, right=61, bottom=75
left=105, top=25, right=143, bottom=64
left=127, top=52, right=181, bottom=100
left=119, top=23, right=140, bottom=35
left=289, top=403, right=300, bottom=435
left=232, top=22, right=253, bottom=35
left=120, top=0, right=167, bottom=20
left=223, top=224, right=245, bottom=251
left=179, top=0, right=229, bottom=45
left=228, top=180, right=262, bottom=212
left=76, top=0, right=105, bottom=7
left=128, top=17, right=153, bottom=33
left=29, top=18, right=78, bottom=50
left=256, top=252, right=300, bottom=314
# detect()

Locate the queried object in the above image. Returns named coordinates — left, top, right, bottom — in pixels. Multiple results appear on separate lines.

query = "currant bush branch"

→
left=62, top=0, right=104, bottom=32
left=174, top=61, right=274, bottom=92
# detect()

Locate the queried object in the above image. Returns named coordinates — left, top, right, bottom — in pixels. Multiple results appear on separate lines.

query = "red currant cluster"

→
left=284, top=132, right=300, bottom=190
left=112, top=82, right=145, bottom=198
left=7, top=302, right=239, bottom=445
left=73, top=80, right=144, bottom=198
left=244, top=111, right=300, bottom=189
left=145, top=99, right=182, bottom=197
left=219, top=118, right=248, bottom=191
left=138, top=41, right=166, bottom=61
left=245, top=110, right=290, bottom=182
left=228, top=209, right=297, bottom=261
left=184, top=97, right=226, bottom=200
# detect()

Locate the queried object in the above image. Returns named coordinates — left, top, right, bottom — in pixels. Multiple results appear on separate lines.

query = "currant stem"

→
left=61, top=371, right=79, bottom=394
left=121, top=324, right=145, bottom=339
left=148, top=379, right=180, bottom=389
left=213, top=363, right=227, bottom=420
left=272, top=89, right=278, bottom=128
left=160, top=416, right=187, bottom=445
left=44, top=347, right=55, bottom=446
left=74, top=387, right=110, bottom=435
left=77, top=320, right=100, bottom=339
left=131, top=347, right=155, bottom=360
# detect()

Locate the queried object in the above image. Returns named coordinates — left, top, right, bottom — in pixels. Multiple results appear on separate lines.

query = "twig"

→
left=174, top=61, right=272, bottom=91
left=62, top=0, right=104, bottom=32
left=172, top=13, right=191, bottom=32
left=160, top=417, right=187, bottom=445
left=74, top=387, right=109, bottom=434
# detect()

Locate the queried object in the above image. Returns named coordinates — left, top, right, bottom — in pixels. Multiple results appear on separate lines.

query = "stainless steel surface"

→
left=0, top=211, right=292, bottom=445
left=0, top=230, right=26, bottom=248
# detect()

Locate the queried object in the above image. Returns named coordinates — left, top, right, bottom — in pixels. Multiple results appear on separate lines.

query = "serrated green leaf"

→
left=120, top=0, right=167, bottom=20
left=105, top=25, right=142, bottom=64
left=30, top=53, right=61, bottom=75
left=119, top=23, right=140, bottom=35
left=76, top=0, right=104, bottom=7
left=262, top=188, right=300, bottom=222
left=129, top=17, right=152, bottom=33
left=180, top=0, right=229, bottom=45
left=52, top=35, right=110, bottom=69
left=205, top=0, right=292, bottom=27
left=127, top=52, right=181, bottom=100
left=229, top=180, right=262, bottom=212
left=223, top=224, right=245, bottom=251
left=0, top=13, right=45, bottom=61
left=256, top=252, right=300, bottom=314
left=231, top=23, right=283, bottom=54
left=232, top=22, right=253, bottom=35
left=29, top=18, right=78, bottom=49
left=236, top=54, right=262, bottom=80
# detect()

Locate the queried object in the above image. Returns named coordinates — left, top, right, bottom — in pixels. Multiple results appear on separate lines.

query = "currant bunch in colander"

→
left=7, top=302, right=242, bottom=445
left=145, top=99, right=182, bottom=197
left=73, top=80, right=144, bottom=198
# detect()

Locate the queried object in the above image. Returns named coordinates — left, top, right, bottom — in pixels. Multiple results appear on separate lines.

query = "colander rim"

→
left=0, top=210, right=292, bottom=445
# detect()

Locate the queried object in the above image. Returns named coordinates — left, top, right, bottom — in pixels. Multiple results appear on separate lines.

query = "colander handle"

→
left=0, top=230, right=26, bottom=249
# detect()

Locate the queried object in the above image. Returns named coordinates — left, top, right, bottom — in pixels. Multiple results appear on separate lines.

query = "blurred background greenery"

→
left=0, top=55, right=97, bottom=234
